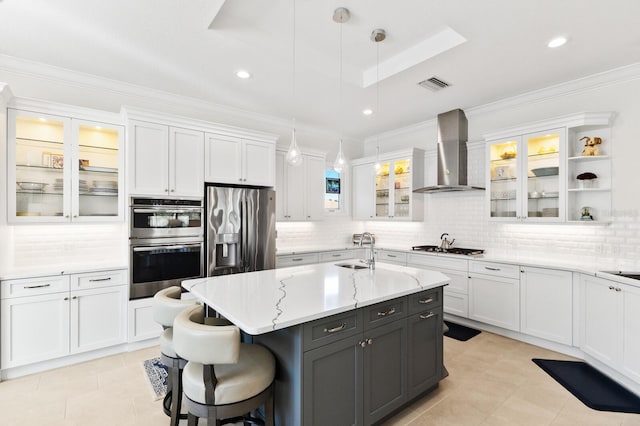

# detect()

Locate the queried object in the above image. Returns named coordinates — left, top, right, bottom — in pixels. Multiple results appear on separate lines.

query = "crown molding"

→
left=9, top=96, right=123, bottom=125
left=364, top=62, right=640, bottom=145
left=0, top=54, right=337, bottom=140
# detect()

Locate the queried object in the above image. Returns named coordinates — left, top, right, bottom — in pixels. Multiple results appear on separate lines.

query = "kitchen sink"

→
left=336, top=263, right=368, bottom=270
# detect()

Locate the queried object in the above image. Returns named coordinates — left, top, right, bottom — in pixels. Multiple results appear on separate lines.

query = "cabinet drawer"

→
left=276, top=253, right=319, bottom=268
left=364, top=298, right=407, bottom=330
left=407, top=254, right=468, bottom=272
left=303, top=310, right=363, bottom=351
left=1, top=275, right=70, bottom=299
left=443, top=291, right=468, bottom=318
left=469, top=260, right=519, bottom=279
left=408, top=288, right=442, bottom=315
left=71, top=269, right=127, bottom=290
left=376, top=250, right=407, bottom=265
left=318, top=250, right=353, bottom=262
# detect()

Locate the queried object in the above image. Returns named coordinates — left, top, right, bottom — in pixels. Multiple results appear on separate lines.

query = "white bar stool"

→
left=152, top=286, right=197, bottom=426
left=173, top=304, right=276, bottom=426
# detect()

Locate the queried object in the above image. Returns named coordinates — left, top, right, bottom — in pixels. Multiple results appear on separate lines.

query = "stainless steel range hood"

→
left=413, top=109, right=485, bottom=193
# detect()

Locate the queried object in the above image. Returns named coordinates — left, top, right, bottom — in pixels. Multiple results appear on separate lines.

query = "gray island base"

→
left=183, top=261, right=449, bottom=425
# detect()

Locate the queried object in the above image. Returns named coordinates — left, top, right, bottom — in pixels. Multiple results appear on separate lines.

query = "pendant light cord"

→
left=292, top=0, right=296, bottom=125
left=339, top=15, right=343, bottom=143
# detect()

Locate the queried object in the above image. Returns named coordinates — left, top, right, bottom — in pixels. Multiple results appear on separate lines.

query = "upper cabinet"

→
left=275, top=150, right=325, bottom=221
left=487, top=129, right=565, bottom=222
left=205, top=134, right=275, bottom=187
left=352, top=148, right=424, bottom=221
left=128, top=121, right=204, bottom=198
left=8, top=108, right=124, bottom=223
left=484, top=112, right=613, bottom=223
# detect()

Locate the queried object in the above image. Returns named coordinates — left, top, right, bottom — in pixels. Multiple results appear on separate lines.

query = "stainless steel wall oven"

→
left=129, top=197, right=204, bottom=299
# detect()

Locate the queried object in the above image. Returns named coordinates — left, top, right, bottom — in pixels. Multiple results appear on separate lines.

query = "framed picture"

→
left=326, top=177, right=340, bottom=194
left=51, top=154, right=64, bottom=169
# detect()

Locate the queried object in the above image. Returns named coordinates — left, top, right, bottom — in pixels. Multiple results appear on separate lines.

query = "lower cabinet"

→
left=1, top=269, right=128, bottom=369
left=301, top=288, right=442, bottom=426
left=580, top=274, right=640, bottom=383
left=127, top=296, right=164, bottom=342
left=468, top=261, right=520, bottom=332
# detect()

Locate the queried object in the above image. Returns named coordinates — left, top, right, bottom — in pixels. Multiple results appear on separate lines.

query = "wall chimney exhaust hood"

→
left=413, top=109, right=485, bottom=193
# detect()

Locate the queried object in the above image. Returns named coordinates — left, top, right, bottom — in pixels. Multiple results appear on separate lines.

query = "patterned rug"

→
left=143, top=357, right=168, bottom=401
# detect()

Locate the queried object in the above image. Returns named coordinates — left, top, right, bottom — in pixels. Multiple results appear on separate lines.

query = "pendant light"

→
left=372, top=28, right=386, bottom=172
left=285, top=0, right=302, bottom=166
left=333, top=7, right=350, bottom=173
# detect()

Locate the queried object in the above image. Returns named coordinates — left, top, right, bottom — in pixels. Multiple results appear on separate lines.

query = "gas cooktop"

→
left=411, top=245, right=485, bottom=256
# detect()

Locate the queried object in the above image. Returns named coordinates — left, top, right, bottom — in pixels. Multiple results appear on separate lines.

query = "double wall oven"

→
left=129, top=197, right=204, bottom=300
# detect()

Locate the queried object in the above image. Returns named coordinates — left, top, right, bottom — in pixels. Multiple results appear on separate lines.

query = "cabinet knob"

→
left=65, top=215, right=70, bottom=218
left=164, top=189, right=169, bottom=192
left=73, top=215, right=78, bottom=218
left=170, top=189, right=175, bottom=192
left=609, top=285, right=615, bottom=290
left=366, top=338, right=373, bottom=345
left=239, top=178, right=243, bottom=182
left=72, top=296, right=77, bottom=300
left=359, top=340, right=367, bottom=348
left=615, top=287, right=622, bottom=292
left=64, top=297, right=69, bottom=301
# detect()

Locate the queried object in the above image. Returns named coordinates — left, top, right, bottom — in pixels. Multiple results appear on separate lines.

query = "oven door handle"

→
left=133, top=244, right=202, bottom=252
left=133, top=208, right=202, bottom=214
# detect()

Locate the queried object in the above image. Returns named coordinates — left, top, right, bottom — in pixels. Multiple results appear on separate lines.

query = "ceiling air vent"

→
left=418, top=76, right=451, bottom=91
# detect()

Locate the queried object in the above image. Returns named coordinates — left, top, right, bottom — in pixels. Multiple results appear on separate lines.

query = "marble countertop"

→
left=0, top=262, right=128, bottom=281
left=182, top=261, right=449, bottom=335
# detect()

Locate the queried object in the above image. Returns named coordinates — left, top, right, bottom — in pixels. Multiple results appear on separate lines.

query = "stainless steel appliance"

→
left=206, top=185, right=276, bottom=276
left=129, top=197, right=204, bottom=299
left=411, top=245, right=484, bottom=256
left=130, top=197, right=203, bottom=239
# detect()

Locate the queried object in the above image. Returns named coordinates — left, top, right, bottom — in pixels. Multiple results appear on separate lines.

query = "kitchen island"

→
left=183, top=261, right=449, bottom=425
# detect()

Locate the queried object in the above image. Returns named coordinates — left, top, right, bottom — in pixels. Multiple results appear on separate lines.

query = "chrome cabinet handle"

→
left=291, top=258, right=303, bottom=261
left=324, top=323, right=346, bottom=333
left=484, top=266, right=501, bottom=271
left=377, top=307, right=396, bottom=317
left=24, top=284, right=51, bottom=289
left=419, top=298, right=434, bottom=304
left=332, top=254, right=342, bottom=257
left=133, top=244, right=201, bottom=252
left=387, top=254, right=397, bottom=258
left=89, top=277, right=112, bottom=282
left=419, top=312, right=435, bottom=319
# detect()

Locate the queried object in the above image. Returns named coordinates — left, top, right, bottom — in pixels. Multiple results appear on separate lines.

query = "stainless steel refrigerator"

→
left=206, top=185, right=276, bottom=276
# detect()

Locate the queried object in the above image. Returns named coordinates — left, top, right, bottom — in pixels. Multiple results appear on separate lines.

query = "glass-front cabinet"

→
left=375, top=158, right=412, bottom=219
left=8, top=109, right=124, bottom=222
left=488, top=128, right=565, bottom=222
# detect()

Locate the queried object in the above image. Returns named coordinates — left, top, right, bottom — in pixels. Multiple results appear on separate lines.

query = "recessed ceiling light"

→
left=236, top=70, right=251, bottom=79
left=363, top=108, right=373, bottom=116
left=547, top=37, right=568, bottom=48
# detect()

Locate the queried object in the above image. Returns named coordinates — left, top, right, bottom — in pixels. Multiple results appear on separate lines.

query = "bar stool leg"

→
left=170, top=364, right=183, bottom=426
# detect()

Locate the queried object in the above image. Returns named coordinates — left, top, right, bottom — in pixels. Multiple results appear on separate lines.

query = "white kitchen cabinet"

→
left=205, top=134, right=275, bottom=187
left=376, top=250, right=407, bottom=266
left=351, top=148, right=424, bottom=221
left=352, top=162, right=376, bottom=220
left=486, top=129, right=566, bottom=222
left=276, top=253, right=320, bottom=268
left=520, top=267, right=573, bottom=345
left=318, top=250, right=354, bottom=263
left=1, top=269, right=128, bottom=369
left=468, top=261, right=520, bottom=331
left=8, top=109, right=124, bottom=222
left=128, top=297, right=163, bottom=342
left=129, top=121, right=204, bottom=197
left=580, top=275, right=640, bottom=382
left=275, top=150, right=325, bottom=221
left=406, top=254, right=470, bottom=318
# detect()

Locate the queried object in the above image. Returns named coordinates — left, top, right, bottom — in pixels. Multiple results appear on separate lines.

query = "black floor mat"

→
left=532, top=358, right=640, bottom=414
left=443, top=321, right=481, bottom=341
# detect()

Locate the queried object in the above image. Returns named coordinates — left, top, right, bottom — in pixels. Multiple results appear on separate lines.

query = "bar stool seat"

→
left=173, top=304, right=275, bottom=426
left=153, top=286, right=196, bottom=426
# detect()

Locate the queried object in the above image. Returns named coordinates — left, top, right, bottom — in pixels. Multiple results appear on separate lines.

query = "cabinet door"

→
left=389, top=157, right=412, bottom=219
left=169, top=127, right=204, bottom=197
left=204, top=133, right=242, bottom=184
left=469, top=274, right=520, bottom=331
left=580, top=275, right=620, bottom=365
left=522, top=129, right=565, bottom=222
left=128, top=297, right=163, bottom=342
left=70, top=285, right=128, bottom=354
left=275, top=151, right=287, bottom=220
left=8, top=109, right=72, bottom=222
left=1, top=293, right=70, bottom=368
left=284, top=157, right=306, bottom=220
left=352, top=163, right=375, bottom=220
left=407, top=308, right=443, bottom=399
left=73, top=120, right=124, bottom=221
left=129, top=121, right=169, bottom=195
left=520, top=267, right=573, bottom=345
left=243, top=139, right=275, bottom=186
left=487, top=137, right=521, bottom=220
left=363, top=319, right=407, bottom=425
left=303, top=335, right=363, bottom=426
left=305, top=155, right=325, bottom=220
left=620, top=283, right=640, bottom=383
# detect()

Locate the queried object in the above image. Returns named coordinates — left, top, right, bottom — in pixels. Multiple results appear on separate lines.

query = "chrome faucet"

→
left=440, top=233, right=455, bottom=250
left=359, top=232, right=376, bottom=270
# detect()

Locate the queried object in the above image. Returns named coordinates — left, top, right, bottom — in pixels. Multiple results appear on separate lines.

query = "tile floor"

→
left=0, top=332, right=639, bottom=425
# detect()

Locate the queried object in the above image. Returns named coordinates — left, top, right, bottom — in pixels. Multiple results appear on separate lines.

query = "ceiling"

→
left=1, top=0, right=639, bottom=140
